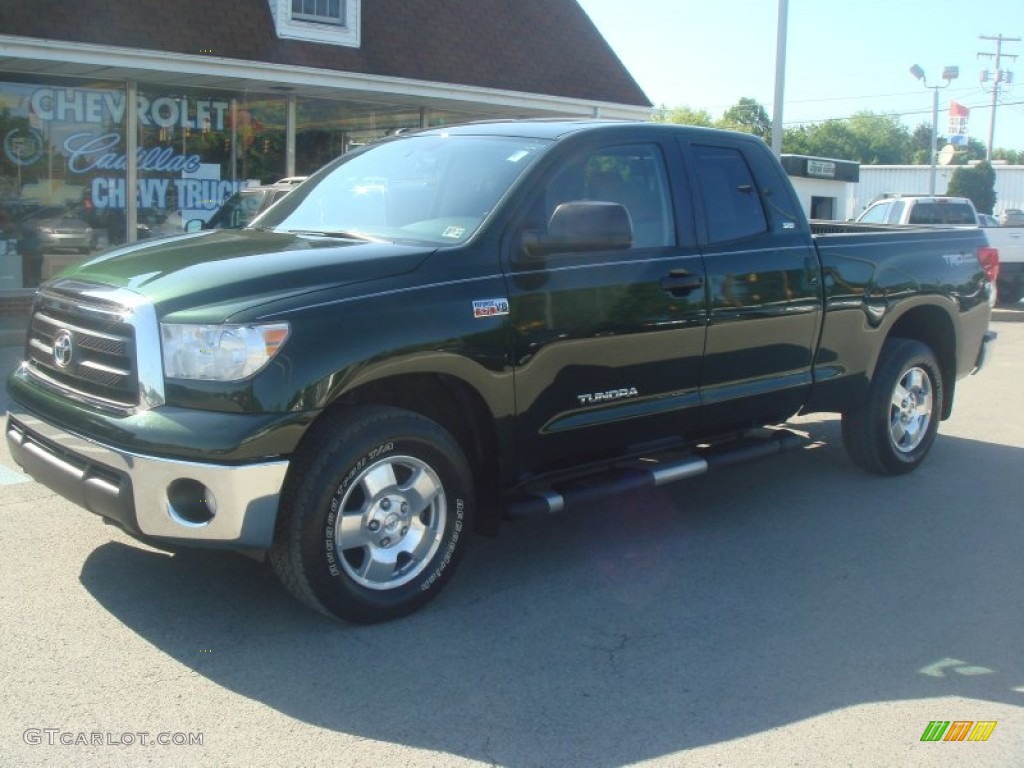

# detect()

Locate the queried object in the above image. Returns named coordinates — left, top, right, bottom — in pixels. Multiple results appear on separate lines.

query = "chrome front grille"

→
left=23, top=282, right=165, bottom=410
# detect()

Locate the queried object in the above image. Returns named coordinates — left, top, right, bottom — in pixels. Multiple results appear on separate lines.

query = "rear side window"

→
left=908, top=202, right=976, bottom=225
left=692, top=145, right=768, bottom=243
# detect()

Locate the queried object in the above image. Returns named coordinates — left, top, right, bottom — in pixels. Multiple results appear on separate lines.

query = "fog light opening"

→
left=166, top=478, right=217, bottom=526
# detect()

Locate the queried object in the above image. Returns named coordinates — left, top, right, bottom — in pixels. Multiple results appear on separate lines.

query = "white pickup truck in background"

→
left=855, top=195, right=1024, bottom=305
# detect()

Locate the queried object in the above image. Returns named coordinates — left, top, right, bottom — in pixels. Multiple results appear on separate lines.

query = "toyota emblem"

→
left=53, top=329, right=74, bottom=369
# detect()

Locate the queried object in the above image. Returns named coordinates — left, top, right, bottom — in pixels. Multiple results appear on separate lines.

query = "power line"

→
left=782, top=99, right=1024, bottom=128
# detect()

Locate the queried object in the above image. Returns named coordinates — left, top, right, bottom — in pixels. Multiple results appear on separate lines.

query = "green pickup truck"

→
left=5, top=120, right=998, bottom=623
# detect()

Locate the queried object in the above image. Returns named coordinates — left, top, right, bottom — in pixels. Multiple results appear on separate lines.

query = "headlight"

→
left=161, top=323, right=290, bottom=381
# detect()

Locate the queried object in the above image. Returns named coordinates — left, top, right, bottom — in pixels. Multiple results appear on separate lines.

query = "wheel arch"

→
left=885, top=304, right=957, bottom=419
left=291, top=371, right=505, bottom=535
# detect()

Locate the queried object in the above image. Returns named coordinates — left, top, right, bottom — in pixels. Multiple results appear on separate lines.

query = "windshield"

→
left=255, top=134, right=549, bottom=244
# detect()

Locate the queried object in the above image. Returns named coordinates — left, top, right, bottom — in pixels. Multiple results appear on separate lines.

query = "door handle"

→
left=660, top=270, right=704, bottom=296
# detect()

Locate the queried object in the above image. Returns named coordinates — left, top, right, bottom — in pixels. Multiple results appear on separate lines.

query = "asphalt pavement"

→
left=1, top=311, right=1023, bottom=767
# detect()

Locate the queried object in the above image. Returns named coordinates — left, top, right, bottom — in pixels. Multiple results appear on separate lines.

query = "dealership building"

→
left=0, top=0, right=651, bottom=335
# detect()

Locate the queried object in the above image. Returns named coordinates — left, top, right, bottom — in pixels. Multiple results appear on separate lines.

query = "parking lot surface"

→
left=1, top=309, right=1022, bottom=767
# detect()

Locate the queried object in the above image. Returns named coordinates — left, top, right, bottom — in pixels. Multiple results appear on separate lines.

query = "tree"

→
left=993, top=148, right=1023, bottom=165
left=717, top=97, right=771, bottom=140
left=781, top=120, right=858, bottom=160
left=946, top=161, right=997, bottom=214
left=652, top=105, right=714, bottom=127
left=845, top=112, right=913, bottom=164
left=778, top=112, right=911, bottom=164
left=911, top=122, right=934, bottom=165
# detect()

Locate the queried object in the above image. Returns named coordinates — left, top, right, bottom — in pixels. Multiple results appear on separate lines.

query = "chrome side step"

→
left=505, top=428, right=805, bottom=517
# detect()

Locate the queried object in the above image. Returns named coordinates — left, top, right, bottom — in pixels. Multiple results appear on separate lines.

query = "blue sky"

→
left=576, top=0, right=1024, bottom=152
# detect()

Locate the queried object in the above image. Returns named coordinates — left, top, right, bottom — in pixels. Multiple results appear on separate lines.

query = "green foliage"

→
left=652, top=99, right=1024, bottom=165
left=946, top=161, right=997, bottom=214
left=781, top=111, right=912, bottom=163
left=910, top=122, right=934, bottom=165
left=993, top=148, right=1023, bottom=164
left=652, top=105, right=714, bottom=127
left=717, top=97, right=771, bottom=140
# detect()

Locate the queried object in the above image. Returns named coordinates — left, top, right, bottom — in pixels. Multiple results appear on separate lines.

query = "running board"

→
left=505, top=428, right=805, bottom=517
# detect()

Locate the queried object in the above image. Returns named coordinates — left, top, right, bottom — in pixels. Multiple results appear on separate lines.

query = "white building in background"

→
left=852, top=165, right=1024, bottom=220
left=780, top=155, right=860, bottom=221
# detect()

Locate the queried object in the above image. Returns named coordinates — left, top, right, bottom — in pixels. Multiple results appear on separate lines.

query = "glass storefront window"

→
left=296, top=98, right=423, bottom=176
left=129, top=90, right=288, bottom=241
left=1, top=77, right=124, bottom=288
left=0, top=71, right=537, bottom=344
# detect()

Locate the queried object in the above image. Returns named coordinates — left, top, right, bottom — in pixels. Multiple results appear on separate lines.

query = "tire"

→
left=270, top=406, right=474, bottom=623
left=841, top=338, right=943, bottom=475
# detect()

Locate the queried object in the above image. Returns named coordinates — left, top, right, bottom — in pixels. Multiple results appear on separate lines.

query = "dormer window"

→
left=292, top=0, right=343, bottom=26
left=269, top=0, right=360, bottom=46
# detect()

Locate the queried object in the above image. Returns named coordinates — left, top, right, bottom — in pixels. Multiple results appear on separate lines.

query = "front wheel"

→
left=842, top=338, right=943, bottom=475
left=270, top=406, right=474, bottom=623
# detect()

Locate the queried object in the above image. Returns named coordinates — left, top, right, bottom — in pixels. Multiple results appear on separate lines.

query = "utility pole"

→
left=771, top=0, right=788, bottom=157
left=978, top=34, right=1019, bottom=160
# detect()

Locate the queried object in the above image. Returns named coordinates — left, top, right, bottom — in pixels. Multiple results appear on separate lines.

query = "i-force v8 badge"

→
left=472, top=298, right=510, bottom=318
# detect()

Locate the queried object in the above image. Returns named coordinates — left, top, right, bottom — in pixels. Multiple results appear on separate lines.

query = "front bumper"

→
left=6, top=407, right=288, bottom=549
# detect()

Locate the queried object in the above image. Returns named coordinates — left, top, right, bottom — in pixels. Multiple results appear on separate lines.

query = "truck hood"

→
left=53, top=229, right=436, bottom=320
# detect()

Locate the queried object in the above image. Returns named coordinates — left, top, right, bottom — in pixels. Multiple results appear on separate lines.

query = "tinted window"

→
left=908, top=202, right=976, bottom=225
left=542, top=144, right=675, bottom=249
left=692, top=145, right=768, bottom=243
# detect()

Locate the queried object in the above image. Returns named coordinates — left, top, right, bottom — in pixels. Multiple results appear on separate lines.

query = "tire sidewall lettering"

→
left=323, top=442, right=396, bottom=578
left=421, top=497, right=464, bottom=592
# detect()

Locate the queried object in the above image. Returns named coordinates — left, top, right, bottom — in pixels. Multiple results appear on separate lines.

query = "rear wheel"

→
left=270, top=406, right=474, bottom=623
left=842, top=338, right=943, bottom=475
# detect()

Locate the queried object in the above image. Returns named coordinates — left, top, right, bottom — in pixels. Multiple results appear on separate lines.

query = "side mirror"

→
left=185, top=219, right=204, bottom=233
left=520, top=201, right=632, bottom=260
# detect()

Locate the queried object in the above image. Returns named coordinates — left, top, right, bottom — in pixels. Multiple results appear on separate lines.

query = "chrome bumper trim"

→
left=6, top=406, right=288, bottom=548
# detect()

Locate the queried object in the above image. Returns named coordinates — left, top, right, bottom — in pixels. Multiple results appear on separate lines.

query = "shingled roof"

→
left=0, top=0, right=651, bottom=108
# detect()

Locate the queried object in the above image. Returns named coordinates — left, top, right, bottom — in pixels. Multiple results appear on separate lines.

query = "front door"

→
left=506, top=140, right=708, bottom=479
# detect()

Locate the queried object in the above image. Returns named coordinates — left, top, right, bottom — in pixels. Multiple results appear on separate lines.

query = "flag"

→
left=949, top=101, right=970, bottom=118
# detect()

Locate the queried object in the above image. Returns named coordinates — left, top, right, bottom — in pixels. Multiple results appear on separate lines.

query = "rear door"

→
left=679, top=136, right=823, bottom=432
left=505, top=138, right=707, bottom=477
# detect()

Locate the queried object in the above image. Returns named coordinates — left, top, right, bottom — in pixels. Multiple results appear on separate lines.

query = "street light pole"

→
left=909, top=64, right=959, bottom=195
left=771, top=0, right=788, bottom=157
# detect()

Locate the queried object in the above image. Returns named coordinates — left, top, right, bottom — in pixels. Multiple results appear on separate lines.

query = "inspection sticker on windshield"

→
left=473, top=298, right=510, bottom=318
left=442, top=226, right=466, bottom=239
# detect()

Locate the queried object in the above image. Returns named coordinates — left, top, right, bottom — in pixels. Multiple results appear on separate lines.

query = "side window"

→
left=907, top=203, right=936, bottom=224
left=543, top=144, right=675, bottom=249
left=858, top=201, right=890, bottom=224
left=886, top=200, right=905, bottom=224
left=692, top=145, right=768, bottom=243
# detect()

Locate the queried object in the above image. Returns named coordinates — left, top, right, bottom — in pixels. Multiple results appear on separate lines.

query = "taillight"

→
left=977, top=246, right=999, bottom=283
